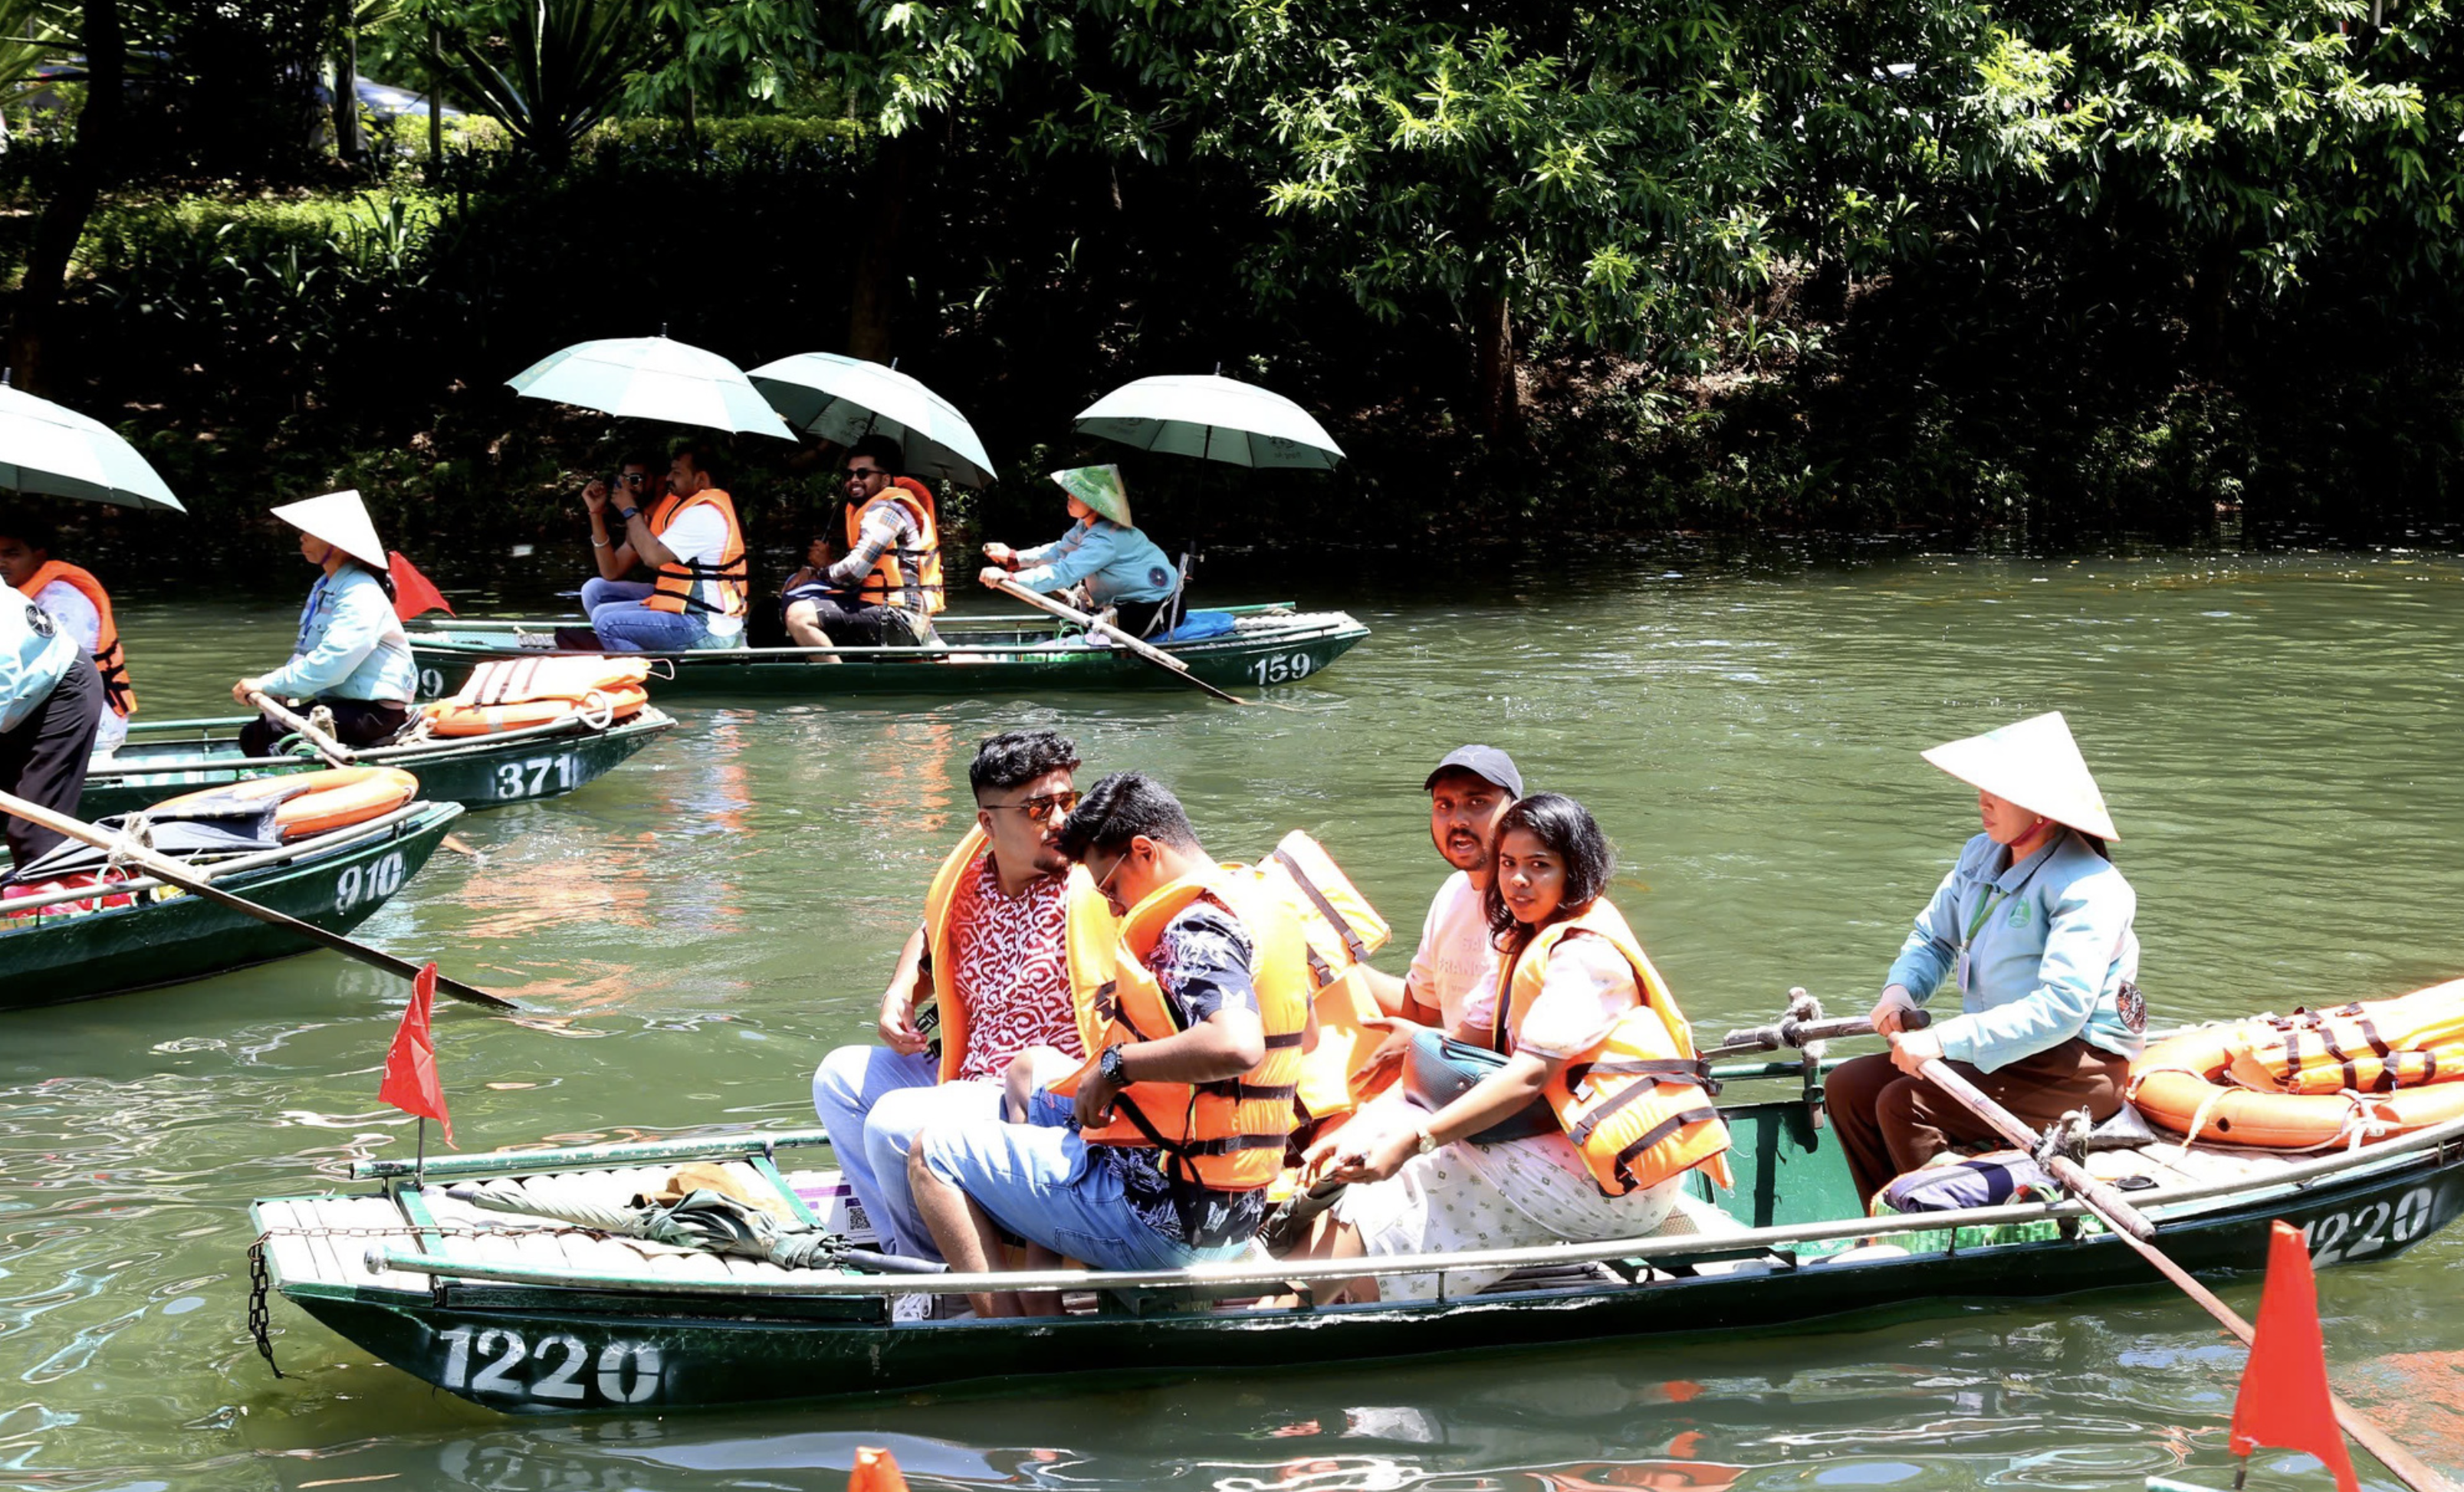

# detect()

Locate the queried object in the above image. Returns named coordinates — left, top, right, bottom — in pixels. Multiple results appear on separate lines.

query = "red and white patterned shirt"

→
left=949, top=852, right=1080, bottom=1081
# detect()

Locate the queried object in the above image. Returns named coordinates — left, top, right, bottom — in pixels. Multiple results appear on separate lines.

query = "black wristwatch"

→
left=1099, top=1045, right=1129, bottom=1086
left=616, top=506, right=642, bottom=525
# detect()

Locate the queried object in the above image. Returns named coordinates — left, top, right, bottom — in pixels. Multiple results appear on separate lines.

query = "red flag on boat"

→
left=2230, top=1221, right=2358, bottom=1492
left=389, top=551, right=455, bottom=621
left=376, top=962, right=454, bottom=1147
left=849, top=1447, right=908, bottom=1492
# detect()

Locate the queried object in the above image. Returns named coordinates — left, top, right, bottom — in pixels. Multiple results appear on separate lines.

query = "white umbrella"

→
left=1073, top=373, right=1344, bottom=470
left=0, top=383, right=184, bottom=511
left=507, top=334, right=796, bottom=441
left=745, top=353, right=997, bottom=488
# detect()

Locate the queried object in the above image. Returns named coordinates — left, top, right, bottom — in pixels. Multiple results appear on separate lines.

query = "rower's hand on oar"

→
left=1887, top=1027, right=1945, bottom=1078
left=1869, top=984, right=1920, bottom=1036
left=232, top=675, right=264, bottom=707
left=977, top=566, right=1009, bottom=590
left=982, top=543, right=1015, bottom=566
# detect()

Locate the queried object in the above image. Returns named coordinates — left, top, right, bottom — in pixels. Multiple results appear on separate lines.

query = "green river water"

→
left=5, top=544, right=2462, bottom=1491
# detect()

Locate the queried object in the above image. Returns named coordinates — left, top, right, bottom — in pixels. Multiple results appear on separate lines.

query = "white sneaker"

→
left=891, top=1293, right=931, bottom=1323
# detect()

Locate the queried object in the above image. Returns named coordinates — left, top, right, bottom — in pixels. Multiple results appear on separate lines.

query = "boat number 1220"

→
left=2303, top=1184, right=2438, bottom=1267
left=436, top=1325, right=664, bottom=1404
left=333, top=852, right=407, bottom=913
left=1251, top=652, right=1316, bottom=686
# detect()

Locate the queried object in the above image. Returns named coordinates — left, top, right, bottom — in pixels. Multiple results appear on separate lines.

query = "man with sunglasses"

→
left=784, top=435, right=943, bottom=651
left=577, top=445, right=749, bottom=651
left=811, top=729, right=1118, bottom=1270
left=577, top=454, right=662, bottom=617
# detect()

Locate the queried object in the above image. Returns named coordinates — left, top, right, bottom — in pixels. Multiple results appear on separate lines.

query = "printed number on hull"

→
left=418, top=668, right=447, bottom=700
left=1250, top=652, right=1316, bottom=686
left=2304, top=1184, right=2439, bottom=1267
left=437, top=1326, right=663, bottom=1405
left=333, top=852, right=408, bottom=913
left=495, top=755, right=580, bottom=800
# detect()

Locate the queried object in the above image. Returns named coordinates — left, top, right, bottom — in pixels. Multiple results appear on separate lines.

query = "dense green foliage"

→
left=2, top=0, right=2461, bottom=565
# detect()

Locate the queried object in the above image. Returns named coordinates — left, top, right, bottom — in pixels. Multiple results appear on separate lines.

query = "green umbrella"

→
left=0, top=383, right=184, bottom=511
left=1073, top=373, right=1344, bottom=470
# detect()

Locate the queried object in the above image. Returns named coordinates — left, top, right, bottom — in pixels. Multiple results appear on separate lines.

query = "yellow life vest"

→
left=1244, top=830, right=1392, bottom=1119
left=1498, top=899, right=1733, bottom=1195
left=919, top=823, right=1118, bottom=1083
left=2225, top=979, right=2464, bottom=1096
left=1069, top=871, right=1313, bottom=1192
left=25, top=560, right=135, bottom=717
left=644, top=488, right=750, bottom=619
left=846, top=480, right=946, bottom=616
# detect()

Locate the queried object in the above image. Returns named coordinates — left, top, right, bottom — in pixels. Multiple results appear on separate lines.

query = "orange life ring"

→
left=155, top=766, right=419, bottom=840
left=2129, top=1020, right=2464, bottom=1149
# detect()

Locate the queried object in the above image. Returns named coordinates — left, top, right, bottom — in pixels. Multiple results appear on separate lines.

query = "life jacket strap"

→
left=1270, top=846, right=1370, bottom=965
left=1564, top=1060, right=1717, bottom=1148
left=1608, top=1102, right=1723, bottom=1188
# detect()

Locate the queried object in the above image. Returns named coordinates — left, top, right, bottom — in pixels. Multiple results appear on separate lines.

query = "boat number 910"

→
left=333, top=852, right=407, bottom=913
left=495, top=754, right=580, bottom=799
left=2303, top=1184, right=2439, bottom=1267
left=436, top=1325, right=664, bottom=1404
left=1250, top=652, right=1316, bottom=686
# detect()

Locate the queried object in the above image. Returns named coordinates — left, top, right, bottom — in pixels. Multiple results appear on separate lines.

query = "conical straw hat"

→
left=1050, top=464, right=1132, bottom=527
left=1920, top=711, right=2121, bottom=843
left=271, top=490, right=387, bottom=570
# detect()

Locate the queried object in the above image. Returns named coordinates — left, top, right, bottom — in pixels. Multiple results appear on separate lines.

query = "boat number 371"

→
left=333, top=852, right=408, bottom=913
left=2303, top=1183, right=2441, bottom=1267
left=495, top=754, right=580, bottom=799
left=435, top=1325, right=664, bottom=1405
left=1250, top=652, right=1316, bottom=686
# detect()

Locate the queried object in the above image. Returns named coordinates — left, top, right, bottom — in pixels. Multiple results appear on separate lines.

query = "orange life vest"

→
left=920, top=823, right=1119, bottom=1083
left=420, top=655, right=652, bottom=737
left=2224, top=981, right=2464, bottom=1096
left=845, top=479, right=945, bottom=616
left=25, top=560, right=135, bottom=717
left=1245, top=832, right=1392, bottom=1120
left=643, top=488, right=749, bottom=619
left=1498, top=899, right=1733, bottom=1195
left=1066, top=871, right=1313, bottom=1192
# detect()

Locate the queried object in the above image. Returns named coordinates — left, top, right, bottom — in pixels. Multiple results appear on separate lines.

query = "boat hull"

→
left=251, top=1099, right=2464, bottom=1414
left=408, top=608, right=1369, bottom=701
left=83, top=714, right=671, bottom=818
left=1, top=802, right=462, bottom=1008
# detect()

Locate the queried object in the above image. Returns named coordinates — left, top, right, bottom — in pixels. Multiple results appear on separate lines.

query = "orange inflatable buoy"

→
left=849, top=1447, right=908, bottom=1492
left=2129, top=1010, right=2464, bottom=1151
left=156, top=766, right=419, bottom=840
left=422, top=655, right=652, bottom=737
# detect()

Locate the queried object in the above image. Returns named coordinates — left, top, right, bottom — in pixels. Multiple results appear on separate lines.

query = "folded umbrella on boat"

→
left=507, top=334, right=796, bottom=441
left=6, top=811, right=279, bottom=885
left=745, top=353, right=996, bottom=488
left=448, top=1180, right=942, bottom=1273
left=1073, top=373, right=1345, bottom=470
left=0, top=382, right=185, bottom=510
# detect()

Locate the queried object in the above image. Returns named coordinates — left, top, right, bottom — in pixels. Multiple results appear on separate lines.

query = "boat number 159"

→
left=1251, top=652, right=1316, bottom=686
left=333, top=852, right=407, bottom=913
left=2304, top=1184, right=2438, bottom=1267
left=436, top=1325, right=664, bottom=1405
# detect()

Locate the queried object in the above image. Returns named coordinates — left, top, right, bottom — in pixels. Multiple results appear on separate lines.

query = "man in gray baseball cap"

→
left=1358, top=744, right=1523, bottom=1036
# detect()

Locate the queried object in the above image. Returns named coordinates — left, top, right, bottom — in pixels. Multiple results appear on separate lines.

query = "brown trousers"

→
left=1825, top=1037, right=2133, bottom=1202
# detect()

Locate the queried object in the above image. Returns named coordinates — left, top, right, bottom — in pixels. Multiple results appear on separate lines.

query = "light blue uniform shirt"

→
left=1887, top=828, right=2143, bottom=1072
left=257, top=567, right=418, bottom=704
left=1, top=583, right=77, bottom=734
left=1011, top=518, right=1178, bottom=605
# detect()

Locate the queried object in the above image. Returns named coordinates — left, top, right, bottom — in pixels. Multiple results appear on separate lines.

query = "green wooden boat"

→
left=2, top=800, right=462, bottom=1009
left=247, top=1051, right=2464, bottom=1414
left=80, top=709, right=675, bottom=820
left=407, top=603, right=1368, bottom=702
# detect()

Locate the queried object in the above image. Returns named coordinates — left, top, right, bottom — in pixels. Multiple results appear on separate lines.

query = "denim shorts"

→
left=918, top=1092, right=1250, bottom=1273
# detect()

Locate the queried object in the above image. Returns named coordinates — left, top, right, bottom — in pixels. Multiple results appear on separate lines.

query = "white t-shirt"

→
left=34, top=579, right=124, bottom=754
left=655, top=500, right=742, bottom=636
left=1407, top=871, right=1503, bottom=1040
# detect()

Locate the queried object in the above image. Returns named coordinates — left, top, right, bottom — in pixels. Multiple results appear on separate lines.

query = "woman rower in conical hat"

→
left=979, top=465, right=1184, bottom=639
left=1824, top=712, right=2147, bottom=1204
left=231, top=491, right=418, bottom=760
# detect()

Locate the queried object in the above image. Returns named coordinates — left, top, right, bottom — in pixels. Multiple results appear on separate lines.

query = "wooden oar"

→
left=991, top=577, right=1298, bottom=711
left=0, top=787, right=517, bottom=1013
left=1917, top=1055, right=2453, bottom=1492
left=247, top=691, right=356, bottom=766
left=1709, top=1009, right=1928, bottom=1060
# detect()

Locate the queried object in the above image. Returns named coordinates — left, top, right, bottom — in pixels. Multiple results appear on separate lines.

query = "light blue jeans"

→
left=810, top=1045, right=1001, bottom=1260
left=581, top=577, right=745, bottom=653
left=917, top=1091, right=1253, bottom=1272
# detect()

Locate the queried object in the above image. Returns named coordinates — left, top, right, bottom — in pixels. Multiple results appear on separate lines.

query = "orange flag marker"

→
left=849, top=1447, right=908, bottom=1492
left=389, top=551, right=455, bottom=622
left=2230, top=1221, right=2360, bottom=1492
left=377, top=962, right=455, bottom=1149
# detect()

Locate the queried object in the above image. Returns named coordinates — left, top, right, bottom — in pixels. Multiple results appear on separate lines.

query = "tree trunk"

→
left=6, top=0, right=122, bottom=393
left=846, top=122, right=936, bottom=361
left=426, top=20, right=443, bottom=166
left=336, top=22, right=360, bottom=161
left=1470, top=287, right=1521, bottom=440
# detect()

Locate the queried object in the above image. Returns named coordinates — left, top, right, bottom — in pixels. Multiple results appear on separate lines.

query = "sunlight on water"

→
left=4, top=544, right=2462, bottom=1489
